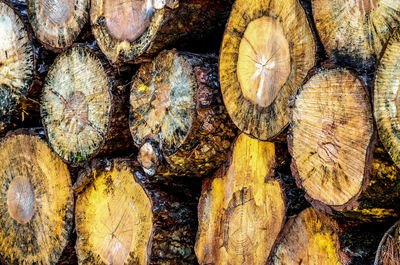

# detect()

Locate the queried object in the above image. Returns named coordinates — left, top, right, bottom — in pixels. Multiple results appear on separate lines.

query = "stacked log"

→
left=195, top=133, right=286, bottom=264
left=41, top=46, right=133, bottom=166
left=3, top=0, right=400, bottom=264
left=74, top=158, right=199, bottom=265
left=219, top=0, right=316, bottom=141
left=0, top=132, right=73, bottom=264
left=130, top=49, right=237, bottom=177
left=90, top=0, right=234, bottom=64
left=0, top=0, right=34, bottom=134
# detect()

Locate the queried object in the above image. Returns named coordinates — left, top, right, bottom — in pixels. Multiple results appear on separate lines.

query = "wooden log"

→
left=268, top=207, right=350, bottom=265
left=219, top=0, right=316, bottom=141
left=74, top=158, right=199, bottom=265
left=130, top=49, right=237, bottom=177
left=26, top=0, right=88, bottom=52
left=0, top=0, right=34, bottom=134
left=374, top=220, right=400, bottom=265
left=0, top=132, right=73, bottom=264
left=289, top=68, right=375, bottom=212
left=312, top=0, right=400, bottom=71
left=90, top=0, right=234, bottom=64
left=41, top=46, right=133, bottom=166
left=195, top=133, right=286, bottom=265
left=374, top=28, right=400, bottom=169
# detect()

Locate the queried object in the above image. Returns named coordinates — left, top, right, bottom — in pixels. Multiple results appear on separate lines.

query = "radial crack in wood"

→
left=220, top=0, right=315, bottom=140
left=195, top=133, right=286, bottom=265
left=41, top=46, right=112, bottom=165
left=0, top=133, right=73, bottom=264
left=289, top=68, right=374, bottom=211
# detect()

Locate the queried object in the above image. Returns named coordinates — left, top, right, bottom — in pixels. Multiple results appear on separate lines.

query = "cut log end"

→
left=0, top=1, right=34, bottom=132
left=374, top=29, right=400, bottom=169
left=220, top=0, right=315, bottom=140
left=237, top=16, right=290, bottom=108
left=76, top=160, right=152, bottom=265
left=104, top=0, right=151, bottom=42
left=270, top=208, right=347, bottom=265
left=195, top=134, right=286, bottom=265
left=42, top=46, right=111, bottom=164
left=312, top=0, right=399, bottom=70
left=290, top=68, right=374, bottom=210
left=27, top=0, right=88, bottom=51
left=131, top=50, right=236, bottom=176
left=0, top=134, right=73, bottom=264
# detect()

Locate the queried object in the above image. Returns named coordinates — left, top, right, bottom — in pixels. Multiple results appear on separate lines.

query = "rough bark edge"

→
left=218, top=0, right=318, bottom=142
left=287, top=64, right=376, bottom=213
left=266, top=207, right=351, bottom=265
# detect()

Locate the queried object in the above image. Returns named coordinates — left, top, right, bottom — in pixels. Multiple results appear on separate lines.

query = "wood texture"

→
left=220, top=0, right=315, bottom=140
left=269, top=207, right=348, bottom=265
left=374, top=28, right=400, bottom=170
left=0, top=133, right=73, bottom=264
left=90, top=0, right=234, bottom=64
left=41, top=46, right=132, bottom=166
left=75, top=158, right=199, bottom=265
left=27, top=0, right=88, bottom=51
left=130, top=49, right=236, bottom=176
left=195, top=133, right=286, bottom=265
left=312, top=0, right=400, bottom=70
left=374, top=220, right=400, bottom=265
left=0, top=0, right=34, bottom=134
left=289, top=68, right=375, bottom=212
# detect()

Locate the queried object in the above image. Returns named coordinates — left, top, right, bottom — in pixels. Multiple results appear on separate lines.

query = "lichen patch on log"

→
left=290, top=68, right=374, bottom=210
left=41, top=47, right=111, bottom=164
left=270, top=208, right=346, bottom=265
left=374, top=29, right=400, bottom=169
left=195, top=134, right=286, bottom=265
left=75, top=160, right=152, bottom=265
left=220, top=0, right=315, bottom=140
left=0, top=1, right=34, bottom=133
left=0, top=134, right=73, bottom=264
left=312, top=0, right=400, bottom=70
left=27, top=0, right=88, bottom=51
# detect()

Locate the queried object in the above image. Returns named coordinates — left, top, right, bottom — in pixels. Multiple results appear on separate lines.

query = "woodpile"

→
left=2, top=0, right=400, bottom=264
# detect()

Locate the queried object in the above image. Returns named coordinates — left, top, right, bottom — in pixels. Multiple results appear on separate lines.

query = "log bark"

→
left=0, top=0, right=35, bottom=135
left=130, top=49, right=237, bottom=177
left=90, top=0, right=234, bottom=64
left=74, top=158, right=199, bottom=265
left=0, top=132, right=74, bottom=265
left=219, top=0, right=316, bottom=141
left=374, top=28, right=400, bottom=169
left=312, top=0, right=400, bottom=71
left=268, top=207, right=350, bottom=265
left=289, top=67, right=375, bottom=213
left=195, top=133, right=286, bottom=265
left=26, top=0, right=88, bottom=52
left=41, top=46, right=133, bottom=167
